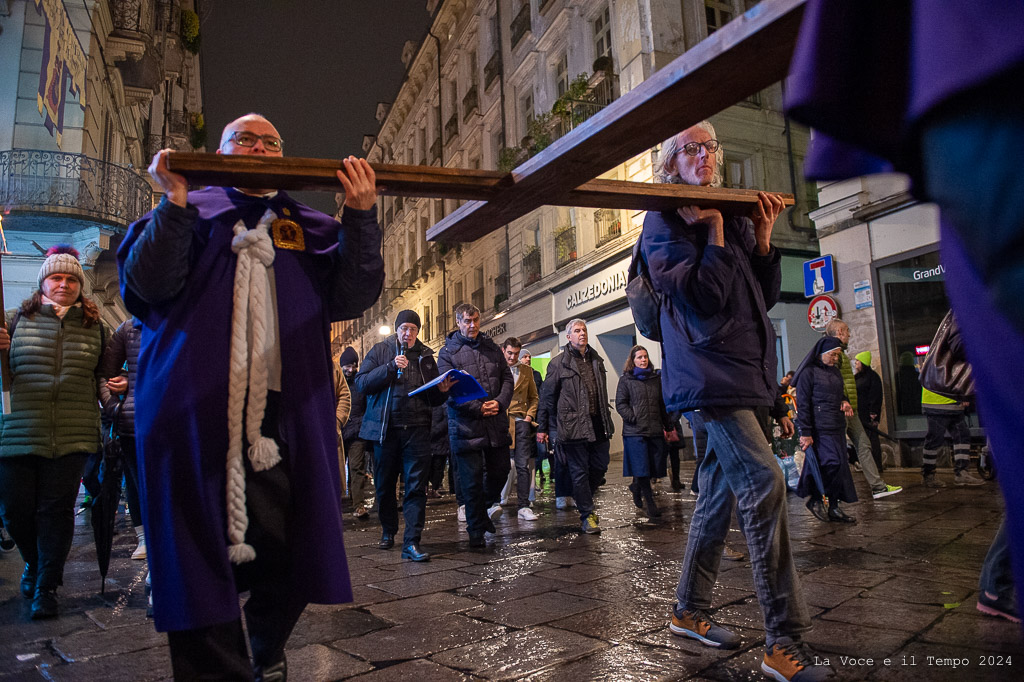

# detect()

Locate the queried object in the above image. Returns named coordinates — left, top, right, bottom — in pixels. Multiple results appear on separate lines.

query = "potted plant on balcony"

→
left=189, top=113, right=207, bottom=150
left=180, top=9, right=201, bottom=54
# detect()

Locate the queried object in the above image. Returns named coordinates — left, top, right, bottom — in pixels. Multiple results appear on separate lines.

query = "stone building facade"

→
left=0, top=0, right=204, bottom=327
left=334, top=0, right=821, bottom=450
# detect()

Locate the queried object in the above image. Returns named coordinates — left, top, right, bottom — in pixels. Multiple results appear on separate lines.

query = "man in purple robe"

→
left=118, top=114, right=383, bottom=680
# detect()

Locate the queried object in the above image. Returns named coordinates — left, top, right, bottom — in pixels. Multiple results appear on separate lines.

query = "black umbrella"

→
left=91, top=403, right=124, bottom=595
left=801, top=444, right=827, bottom=498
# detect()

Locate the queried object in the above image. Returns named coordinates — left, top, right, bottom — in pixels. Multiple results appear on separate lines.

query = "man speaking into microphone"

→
left=356, top=310, right=453, bottom=561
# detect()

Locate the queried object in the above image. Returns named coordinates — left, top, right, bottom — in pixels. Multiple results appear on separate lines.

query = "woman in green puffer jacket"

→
left=0, top=245, right=109, bottom=620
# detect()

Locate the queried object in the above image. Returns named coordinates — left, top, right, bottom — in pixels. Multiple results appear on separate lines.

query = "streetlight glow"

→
left=379, top=325, right=391, bottom=336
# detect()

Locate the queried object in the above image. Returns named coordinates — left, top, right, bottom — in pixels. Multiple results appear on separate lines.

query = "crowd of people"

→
left=0, top=98, right=1015, bottom=682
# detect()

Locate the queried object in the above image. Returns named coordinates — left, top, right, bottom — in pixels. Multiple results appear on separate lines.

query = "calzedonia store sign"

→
left=554, top=256, right=631, bottom=321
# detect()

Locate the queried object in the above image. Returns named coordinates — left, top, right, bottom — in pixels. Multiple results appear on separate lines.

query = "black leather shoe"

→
left=485, top=519, right=496, bottom=534
left=378, top=533, right=395, bottom=549
left=468, top=534, right=486, bottom=548
left=401, top=543, right=430, bottom=562
left=20, top=564, right=36, bottom=600
left=805, top=497, right=830, bottom=522
left=828, top=504, right=856, bottom=524
left=30, top=588, right=58, bottom=620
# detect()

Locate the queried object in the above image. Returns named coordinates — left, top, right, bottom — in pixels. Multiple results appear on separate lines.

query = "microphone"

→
left=396, top=342, right=408, bottom=379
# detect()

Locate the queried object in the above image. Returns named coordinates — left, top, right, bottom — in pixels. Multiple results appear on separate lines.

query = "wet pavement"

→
left=1, top=463, right=1020, bottom=681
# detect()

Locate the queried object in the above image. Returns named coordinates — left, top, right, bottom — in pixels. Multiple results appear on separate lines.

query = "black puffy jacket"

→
left=355, top=335, right=445, bottom=443
left=342, top=374, right=366, bottom=442
left=437, top=331, right=513, bottom=453
left=537, top=345, right=614, bottom=443
left=99, top=318, right=141, bottom=436
left=795, top=362, right=847, bottom=436
left=615, top=370, right=671, bottom=437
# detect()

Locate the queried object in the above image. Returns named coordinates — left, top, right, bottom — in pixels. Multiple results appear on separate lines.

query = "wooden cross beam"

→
left=427, top=0, right=806, bottom=243
left=165, top=0, right=805, bottom=241
left=166, top=153, right=793, bottom=215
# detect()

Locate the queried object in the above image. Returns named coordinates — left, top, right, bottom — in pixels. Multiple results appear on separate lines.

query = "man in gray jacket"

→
left=537, top=319, right=613, bottom=534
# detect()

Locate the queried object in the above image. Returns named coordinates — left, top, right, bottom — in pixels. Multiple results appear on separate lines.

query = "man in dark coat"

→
left=118, top=114, right=383, bottom=679
left=537, top=318, right=614, bottom=535
left=356, top=310, right=452, bottom=562
left=437, top=303, right=513, bottom=547
left=642, top=121, right=831, bottom=680
left=854, top=351, right=884, bottom=474
left=339, top=346, right=371, bottom=518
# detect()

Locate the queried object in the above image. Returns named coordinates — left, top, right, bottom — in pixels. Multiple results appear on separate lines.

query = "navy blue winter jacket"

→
left=795, top=361, right=848, bottom=436
left=437, top=331, right=513, bottom=453
left=355, top=335, right=445, bottom=443
left=641, top=210, right=781, bottom=412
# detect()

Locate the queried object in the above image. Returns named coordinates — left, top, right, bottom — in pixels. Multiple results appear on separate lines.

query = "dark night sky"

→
left=198, top=1, right=434, bottom=213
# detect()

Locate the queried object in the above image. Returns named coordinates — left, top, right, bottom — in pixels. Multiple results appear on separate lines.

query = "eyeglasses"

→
left=678, top=139, right=720, bottom=156
left=224, top=131, right=284, bottom=151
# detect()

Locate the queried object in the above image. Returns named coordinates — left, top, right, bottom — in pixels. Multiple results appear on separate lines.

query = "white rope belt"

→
left=225, top=209, right=281, bottom=564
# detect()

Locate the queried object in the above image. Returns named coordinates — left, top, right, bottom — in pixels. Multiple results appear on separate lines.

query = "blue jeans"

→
left=979, top=517, right=1014, bottom=601
left=453, top=446, right=510, bottom=537
left=559, top=438, right=610, bottom=521
left=374, top=425, right=431, bottom=547
left=675, top=407, right=810, bottom=646
left=685, top=411, right=709, bottom=493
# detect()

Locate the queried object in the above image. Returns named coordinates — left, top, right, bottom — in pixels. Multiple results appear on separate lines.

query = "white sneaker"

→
left=499, top=498, right=510, bottom=506
left=555, top=496, right=574, bottom=509
left=487, top=504, right=503, bottom=521
left=457, top=505, right=466, bottom=522
left=131, top=538, right=147, bottom=560
left=518, top=507, right=539, bottom=521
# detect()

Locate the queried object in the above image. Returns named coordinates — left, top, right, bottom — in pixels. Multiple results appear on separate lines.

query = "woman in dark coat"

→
left=793, top=336, right=858, bottom=523
left=615, top=345, right=672, bottom=518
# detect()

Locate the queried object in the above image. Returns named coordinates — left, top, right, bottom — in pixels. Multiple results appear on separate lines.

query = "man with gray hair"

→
left=824, top=319, right=903, bottom=499
left=537, top=319, right=613, bottom=534
left=643, top=121, right=833, bottom=680
left=438, top=304, right=513, bottom=547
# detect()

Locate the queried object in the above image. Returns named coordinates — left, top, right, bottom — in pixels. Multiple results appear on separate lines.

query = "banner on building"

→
left=35, top=0, right=87, bottom=148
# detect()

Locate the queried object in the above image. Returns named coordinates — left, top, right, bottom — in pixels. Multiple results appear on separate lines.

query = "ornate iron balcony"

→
left=0, top=149, right=153, bottom=227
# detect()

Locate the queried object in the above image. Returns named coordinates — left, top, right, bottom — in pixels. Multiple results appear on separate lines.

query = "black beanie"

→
left=338, top=346, right=358, bottom=367
left=395, top=309, right=421, bottom=330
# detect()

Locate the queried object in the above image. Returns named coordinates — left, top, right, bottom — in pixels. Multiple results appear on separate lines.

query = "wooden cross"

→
left=166, top=0, right=805, bottom=242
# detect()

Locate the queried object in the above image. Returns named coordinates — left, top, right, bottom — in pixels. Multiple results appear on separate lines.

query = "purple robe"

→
left=117, top=187, right=382, bottom=632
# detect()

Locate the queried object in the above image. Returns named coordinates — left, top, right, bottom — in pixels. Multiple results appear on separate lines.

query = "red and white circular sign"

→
left=807, top=295, right=839, bottom=331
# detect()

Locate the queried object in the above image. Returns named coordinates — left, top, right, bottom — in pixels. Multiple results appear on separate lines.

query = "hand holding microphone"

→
left=395, top=343, right=409, bottom=378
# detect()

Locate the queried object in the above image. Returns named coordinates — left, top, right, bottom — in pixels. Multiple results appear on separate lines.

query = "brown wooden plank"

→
left=164, top=152, right=793, bottom=213
left=427, top=0, right=806, bottom=243
left=562, top=179, right=794, bottom=213
left=166, top=153, right=513, bottom=200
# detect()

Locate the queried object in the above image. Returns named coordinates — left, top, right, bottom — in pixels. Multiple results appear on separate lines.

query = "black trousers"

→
left=374, top=425, right=431, bottom=547
left=0, top=452, right=88, bottom=592
left=453, top=446, right=510, bottom=536
left=167, top=392, right=306, bottom=681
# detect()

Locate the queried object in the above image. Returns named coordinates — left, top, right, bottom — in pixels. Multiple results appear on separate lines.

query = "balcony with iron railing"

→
left=0, top=149, right=153, bottom=227
left=462, top=85, right=479, bottom=122
left=594, top=208, right=622, bottom=248
left=554, top=224, right=577, bottom=270
left=444, top=113, right=460, bottom=143
left=522, top=246, right=542, bottom=286
left=551, top=99, right=607, bottom=141
left=110, top=0, right=152, bottom=35
left=484, top=51, right=501, bottom=90
left=510, top=3, right=531, bottom=48
left=494, top=271, right=510, bottom=309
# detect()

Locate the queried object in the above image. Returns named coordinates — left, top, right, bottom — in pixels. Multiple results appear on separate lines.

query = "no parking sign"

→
left=808, top=295, right=839, bottom=331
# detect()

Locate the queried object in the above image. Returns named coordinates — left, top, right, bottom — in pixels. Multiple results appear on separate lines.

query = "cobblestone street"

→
left=0, top=464, right=1019, bottom=681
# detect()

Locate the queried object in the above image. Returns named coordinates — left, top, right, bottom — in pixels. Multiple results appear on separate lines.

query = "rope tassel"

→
left=225, top=210, right=280, bottom=564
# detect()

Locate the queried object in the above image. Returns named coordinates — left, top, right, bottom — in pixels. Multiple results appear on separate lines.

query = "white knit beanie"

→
left=37, top=244, right=85, bottom=288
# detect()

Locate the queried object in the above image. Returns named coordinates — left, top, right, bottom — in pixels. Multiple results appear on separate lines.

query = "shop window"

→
left=876, top=249, right=949, bottom=433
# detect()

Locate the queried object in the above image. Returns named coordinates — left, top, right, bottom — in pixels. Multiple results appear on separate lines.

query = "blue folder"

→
left=408, top=369, right=488, bottom=405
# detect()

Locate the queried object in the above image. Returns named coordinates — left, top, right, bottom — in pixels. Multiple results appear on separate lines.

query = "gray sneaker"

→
left=922, top=473, right=946, bottom=488
left=954, top=470, right=985, bottom=487
left=581, top=513, right=601, bottom=534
